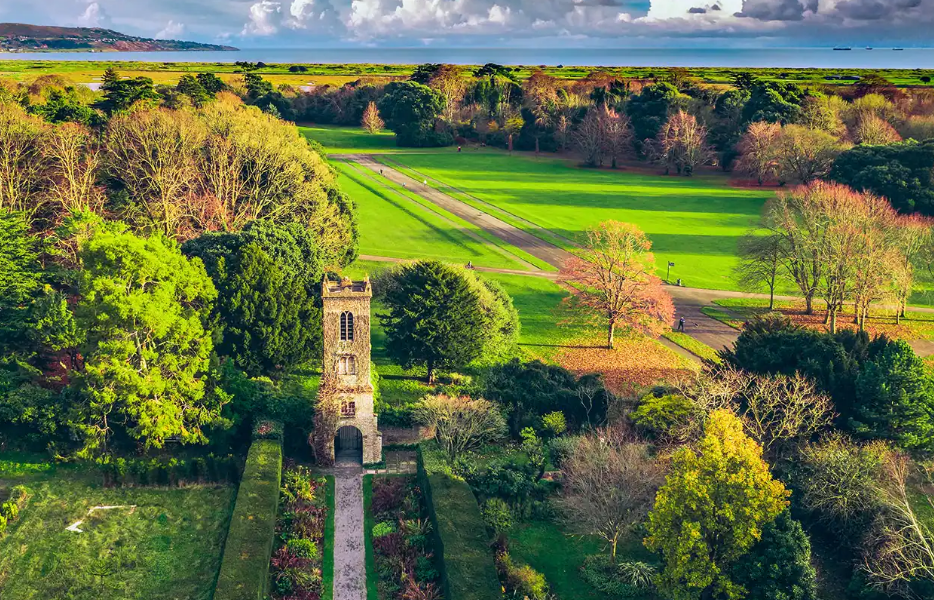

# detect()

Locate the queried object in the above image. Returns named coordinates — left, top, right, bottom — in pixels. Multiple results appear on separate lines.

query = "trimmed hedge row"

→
left=99, top=454, right=241, bottom=487
left=416, top=444, right=501, bottom=600
left=214, top=438, right=283, bottom=600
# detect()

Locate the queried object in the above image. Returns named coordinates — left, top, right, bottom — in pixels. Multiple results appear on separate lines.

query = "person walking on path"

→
left=677, top=317, right=685, bottom=332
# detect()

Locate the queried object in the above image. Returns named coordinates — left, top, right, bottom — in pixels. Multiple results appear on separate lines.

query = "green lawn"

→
left=508, top=520, right=654, bottom=600
left=300, top=125, right=402, bottom=155
left=336, top=162, right=531, bottom=270
left=0, top=455, right=234, bottom=600
left=386, top=153, right=775, bottom=291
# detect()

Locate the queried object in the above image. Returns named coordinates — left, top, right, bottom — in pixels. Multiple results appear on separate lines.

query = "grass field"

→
left=336, top=162, right=531, bottom=270
left=302, top=126, right=402, bottom=155
left=385, top=152, right=774, bottom=291
left=0, top=454, right=234, bottom=600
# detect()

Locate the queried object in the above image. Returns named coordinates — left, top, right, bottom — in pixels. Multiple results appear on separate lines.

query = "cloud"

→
left=736, top=0, right=809, bottom=21
left=156, top=19, right=185, bottom=39
left=242, top=0, right=282, bottom=35
left=76, top=1, right=111, bottom=27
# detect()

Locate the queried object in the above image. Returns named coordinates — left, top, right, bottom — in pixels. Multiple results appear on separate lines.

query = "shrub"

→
left=547, top=435, right=580, bottom=468
left=540, top=411, right=567, bottom=437
left=214, top=438, right=283, bottom=600
left=252, top=418, right=283, bottom=441
left=580, top=554, right=651, bottom=599
left=285, top=538, right=319, bottom=560
left=481, top=498, right=513, bottom=535
left=498, top=552, right=549, bottom=600
left=373, top=521, right=396, bottom=538
left=631, top=393, right=695, bottom=442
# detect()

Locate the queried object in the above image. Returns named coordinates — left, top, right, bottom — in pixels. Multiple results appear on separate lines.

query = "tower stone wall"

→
left=321, top=278, right=382, bottom=464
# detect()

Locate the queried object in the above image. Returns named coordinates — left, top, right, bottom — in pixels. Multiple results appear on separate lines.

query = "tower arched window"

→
left=340, top=312, right=354, bottom=341
left=338, top=355, right=357, bottom=375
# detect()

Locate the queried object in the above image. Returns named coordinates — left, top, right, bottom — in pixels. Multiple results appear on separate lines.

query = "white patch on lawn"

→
left=65, top=505, right=137, bottom=533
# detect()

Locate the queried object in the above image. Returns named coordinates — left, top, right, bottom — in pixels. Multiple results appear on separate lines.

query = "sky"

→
left=0, top=0, right=932, bottom=48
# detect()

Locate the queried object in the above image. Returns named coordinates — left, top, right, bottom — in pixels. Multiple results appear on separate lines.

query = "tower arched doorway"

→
left=335, top=426, right=363, bottom=465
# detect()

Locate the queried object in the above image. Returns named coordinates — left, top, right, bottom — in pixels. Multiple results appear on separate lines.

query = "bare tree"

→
left=775, top=125, right=848, bottom=185
left=574, top=107, right=608, bottom=167
left=559, top=429, right=663, bottom=560
left=45, top=122, right=104, bottom=217
left=853, top=113, right=902, bottom=145
left=604, top=109, right=633, bottom=169
left=413, top=395, right=506, bottom=463
left=650, top=110, right=712, bottom=176
left=734, top=233, right=784, bottom=310
left=560, top=221, right=675, bottom=349
left=734, top=121, right=781, bottom=185
left=361, top=101, right=384, bottom=133
left=0, top=102, right=48, bottom=220
left=428, top=65, right=468, bottom=122
left=862, top=452, right=934, bottom=595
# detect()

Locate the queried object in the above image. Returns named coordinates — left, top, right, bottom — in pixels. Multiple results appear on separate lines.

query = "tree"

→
left=645, top=410, right=790, bottom=600
left=775, top=125, right=847, bottom=185
left=734, top=234, right=783, bottom=309
left=72, top=225, right=220, bottom=455
left=604, top=109, right=633, bottom=169
left=559, top=430, right=663, bottom=560
left=361, top=101, right=384, bottom=133
left=650, top=110, right=711, bottom=176
left=853, top=113, right=902, bottom=145
left=731, top=511, right=818, bottom=600
left=574, top=107, right=608, bottom=167
left=45, top=122, right=104, bottom=217
left=95, top=68, right=159, bottom=114
left=413, top=394, right=506, bottom=462
left=0, top=210, right=43, bottom=354
left=830, top=139, right=934, bottom=216
left=428, top=64, right=468, bottom=122
left=742, top=81, right=805, bottom=125
left=196, top=72, right=227, bottom=95
left=853, top=339, right=934, bottom=452
left=626, top=82, right=682, bottom=146
left=380, top=260, right=508, bottom=383
left=377, top=81, right=450, bottom=147
left=0, top=102, right=47, bottom=220
left=176, top=74, right=213, bottom=107
left=862, top=451, right=934, bottom=595
left=560, top=221, right=674, bottom=349
left=104, top=108, right=204, bottom=236
left=734, top=121, right=781, bottom=185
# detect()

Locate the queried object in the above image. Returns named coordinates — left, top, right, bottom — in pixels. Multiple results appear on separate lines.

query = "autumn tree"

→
left=734, top=121, right=781, bottom=185
left=734, top=233, right=783, bottom=309
left=413, top=394, right=506, bottom=462
left=428, top=64, right=468, bottom=122
left=854, top=113, right=902, bottom=145
left=0, top=102, right=47, bottom=220
left=559, top=429, right=663, bottom=560
left=361, top=101, right=384, bottom=133
left=560, top=221, right=674, bottom=349
left=651, top=110, right=711, bottom=176
left=775, top=125, right=848, bottom=185
left=645, top=410, right=790, bottom=600
left=72, top=225, right=221, bottom=455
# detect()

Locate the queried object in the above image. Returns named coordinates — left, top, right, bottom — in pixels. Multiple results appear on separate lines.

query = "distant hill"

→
left=0, top=23, right=238, bottom=52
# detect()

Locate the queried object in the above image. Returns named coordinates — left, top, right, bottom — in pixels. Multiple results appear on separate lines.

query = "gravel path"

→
left=333, top=466, right=365, bottom=600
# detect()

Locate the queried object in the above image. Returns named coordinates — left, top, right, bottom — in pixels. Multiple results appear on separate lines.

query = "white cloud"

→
left=242, top=0, right=283, bottom=36
left=156, top=19, right=185, bottom=39
left=76, top=1, right=110, bottom=27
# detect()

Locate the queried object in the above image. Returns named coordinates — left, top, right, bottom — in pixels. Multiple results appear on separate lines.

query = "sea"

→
left=1, top=47, right=934, bottom=69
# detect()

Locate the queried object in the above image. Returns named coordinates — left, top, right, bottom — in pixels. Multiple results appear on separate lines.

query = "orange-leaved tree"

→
left=560, top=221, right=674, bottom=349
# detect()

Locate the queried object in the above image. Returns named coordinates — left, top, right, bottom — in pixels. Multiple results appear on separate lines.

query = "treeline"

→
left=0, top=74, right=358, bottom=459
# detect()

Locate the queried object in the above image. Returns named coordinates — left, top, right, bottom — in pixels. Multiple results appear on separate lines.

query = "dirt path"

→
left=333, top=466, right=365, bottom=600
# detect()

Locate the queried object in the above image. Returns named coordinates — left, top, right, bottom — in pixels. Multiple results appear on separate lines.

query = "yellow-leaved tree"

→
left=644, top=409, right=790, bottom=600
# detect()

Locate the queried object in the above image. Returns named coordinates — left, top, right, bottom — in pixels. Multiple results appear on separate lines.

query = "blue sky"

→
left=0, top=0, right=931, bottom=48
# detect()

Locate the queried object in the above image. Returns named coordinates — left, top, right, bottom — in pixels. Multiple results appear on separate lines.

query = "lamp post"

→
left=667, top=261, right=675, bottom=283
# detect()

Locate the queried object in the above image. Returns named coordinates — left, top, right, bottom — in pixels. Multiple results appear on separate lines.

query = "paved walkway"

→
left=332, top=465, right=365, bottom=600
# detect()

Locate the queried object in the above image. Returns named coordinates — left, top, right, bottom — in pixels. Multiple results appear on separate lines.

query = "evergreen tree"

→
left=732, top=510, right=818, bottom=600
left=853, top=339, right=934, bottom=451
left=0, top=210, right=42, bottom=354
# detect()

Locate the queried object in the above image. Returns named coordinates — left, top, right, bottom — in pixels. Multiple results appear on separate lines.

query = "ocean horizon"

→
left=2, top=47, right=934, bottom=69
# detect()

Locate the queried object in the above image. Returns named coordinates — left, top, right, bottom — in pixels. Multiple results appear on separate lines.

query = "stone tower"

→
left=321, top=277, right=382, bottom=465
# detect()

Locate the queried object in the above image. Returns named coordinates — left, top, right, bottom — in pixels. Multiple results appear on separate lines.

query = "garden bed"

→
left=365, top=474, right=441, bottom=600
left=268, top=462, right=332, bottom=600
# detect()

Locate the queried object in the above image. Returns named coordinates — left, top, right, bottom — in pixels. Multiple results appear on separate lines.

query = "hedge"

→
left=416, top=443, right=501, bottom=600
left=214, top=438, right=283, bottom=600
left=98, top=454, right=241, bottom=487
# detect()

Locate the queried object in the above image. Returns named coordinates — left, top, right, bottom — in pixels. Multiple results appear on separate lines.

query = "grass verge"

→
left=662, top=331, right=723, bottom=363
left=701, top=306, right=745, bottom=330
left=322, top=475, right=337, bottom=600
